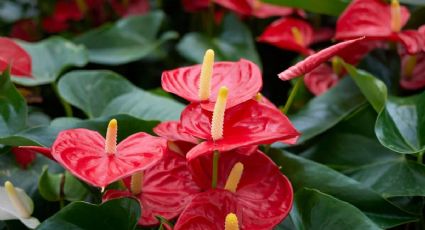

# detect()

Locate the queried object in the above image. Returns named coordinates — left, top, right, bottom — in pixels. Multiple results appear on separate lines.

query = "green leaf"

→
left=58, top=70, right=184, bottom=121
left=0, top=69, right=27, bottom=137
left=74, top=11, right=178, bottom=65
left=343, top=63, right=387, bottom=112
left=284, top=188, right=381, bottom=230
left=269, top=149, right=417, bottom=228
left=38, top=167, right=88, bottom=202
left=38, top=166, right=62, bottom=202
left=262, top=0, right=349, bottom=16
left=37, top=198, right=141, bottom=230
left=0, top=114, right=159, bottom=147
left=346, top=157, right=425, bottom=198
left=375, top=92, right=425, bottom=154
left=13, top=37, right=88, bottom=86
left=400, top=0, right=425, bottom=5
left=285, top=78, right=366, bottom=144
left=177, top=13, right=261, bottom=68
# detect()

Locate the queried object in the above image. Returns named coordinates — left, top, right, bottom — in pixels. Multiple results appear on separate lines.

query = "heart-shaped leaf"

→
left=74, top=11, right=178, bottom=65
left=343, top=62, right=388, bottom=112
left=58, top=70, right=184, bottom=121
left=37, top=198, right=141, bottom=230
left=375, top=92, right=425, bottom=154
left=280, top=188, right=381, bottom=230
left=177, top=13, right=261, bottom=68
left=269, top=149, right=416, bottom=228
left=12, top=37, right=88, bottom=86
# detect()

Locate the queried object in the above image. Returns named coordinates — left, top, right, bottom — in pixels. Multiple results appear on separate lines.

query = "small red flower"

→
left=102, top=150, right=200, bottom=225
left=181, top=0, right=210, bottom=12
left=51, top=120, right=165, bottom=188
left=335, top=0, right=423, bottom=54
left=174, top=149, right=293, bottom=229
left=9, top=19, right=40, bottom=42
left=278, top=37, right=365, bottom=81
left=214, top=0, right=297, bottom=18
left=42, top=0, right=84, bottom=33
left=258, top=17, right=314, bottom=55
left=180, top=100, right=299, bottom=161
left=0, top=37, right=32, bottom=77
left=162, top=58, right=262, bottom=111
left=11, top=147, right=36, bottom=169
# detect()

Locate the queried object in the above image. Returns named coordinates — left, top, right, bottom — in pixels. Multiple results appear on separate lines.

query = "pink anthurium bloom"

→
left=214, top=0, right=298, bottom=18
left=180, top=99, right=299, bottom=161
left=0, top=37, right=32, bottom=77
left=102, top=149, right=200, bottom=226
left=162, top=50, right=262, bottom=111
left=174, top=149, right=293, bottom=229
left=51, top=119, right=165, bottom=188
left=278, top=37, right=365, bottom=81
left=335, top=0, right=423, bottom=54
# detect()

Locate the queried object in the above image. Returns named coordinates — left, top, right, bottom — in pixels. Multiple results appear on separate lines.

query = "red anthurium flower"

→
left=11, top=147, right=36, bottom=169
left=102, top=149, right=200, bottom=226
left=400, top=52, right=425, bottom=90
left=0, top=37, right=32, bottom=77
left=181, top=0, right=210, bottom=12
left=214, top=0, right=297, bottom=18
left=162, top=50, right=262, bottom=111
left=42, top=0, right=84, bottom=33
left=14, top=146, right=53, bottom=160
left=335, top=0, right=423, bottom=54
left=258, top=17, right=314, bottom=55
left=51, top=119, right=165, bottom=188
left=9, top=19, right=40, bottom=42
left=174, top=149, right=293, bottom=229
left=304, top=64, right=339, bottom=95
left=278, top=37, right=365, bottom=81
left=153, top=121, right=198, bottom=155
left=180, top=96, right=299, bottom=161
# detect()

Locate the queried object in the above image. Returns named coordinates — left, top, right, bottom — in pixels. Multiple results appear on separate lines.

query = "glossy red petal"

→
left=251, top=2, right=296, bottom=18
left=162, top=59, right=262, bottom=111
left=278, top=37, right=365, bottom=81
left=258, top=17, right=314, bottom=55
left=52, top=130, right=165, bottom=187
left=304, top=64, right=339, bottom=96
left=214, top=0, right=252, bottom=16
left=103, top=150, right=200, bottom=225
left=181, top=100, right=300, bottom=160
left=400, top=52, right=425, bottom=90
left=337, top=40, right=386, bottom=65
left=0, top=37, right=32, bottom=77
left=335, top=0, right=410, bottom=40
left=153, top=121, right=198, bottom=144
left=312, top=27, right=334, bottom=44
left=16, top=146, right=53, bottom=160
left=178, top=150, right=293, bottom=229
left=396, top=30, right=425, bottom=55
left=11, top=147, right=36, bottom=169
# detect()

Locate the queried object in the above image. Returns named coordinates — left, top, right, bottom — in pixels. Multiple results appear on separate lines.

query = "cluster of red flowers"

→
left=257, top=0, right=425, bottom=93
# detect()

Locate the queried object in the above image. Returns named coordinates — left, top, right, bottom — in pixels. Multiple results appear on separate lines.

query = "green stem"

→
left=418, top=151, right=424, bottom=163
left=211, top=150, right=220, bottom=189
left=281, top=76, right=304, bottom=114
left=51, top=83, right=73, bottom=117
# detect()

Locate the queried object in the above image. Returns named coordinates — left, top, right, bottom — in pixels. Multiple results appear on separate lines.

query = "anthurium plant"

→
left=0, top=0, right=424, bottom=229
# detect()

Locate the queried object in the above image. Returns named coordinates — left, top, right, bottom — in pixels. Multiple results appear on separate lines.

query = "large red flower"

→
left=51, top=122, right=165, bottom=187
left=214, top=0, right=297, bottom=18
left=0, top=37, right=32, bottom=77
left=278, top=37, right=364, bottom=81
left=335, top=0, right=423, bottom=54
left=102, top=150, right=200, bottom=225
left=258, top=17, right=314, bottom=55
left=162, top=59, right=262, bottom=111
left=174, top=149, right=293, bottom=229
left=180, top=100, right=300, bottom=160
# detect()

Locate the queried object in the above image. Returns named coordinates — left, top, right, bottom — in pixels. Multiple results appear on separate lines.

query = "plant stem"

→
left=282, top=76, right=304, bottom=114
left=51, top=83, right=73, bottom=117
left=211, top=150, right=220, bottom=188
left=418, top=151, right=424, bottom=163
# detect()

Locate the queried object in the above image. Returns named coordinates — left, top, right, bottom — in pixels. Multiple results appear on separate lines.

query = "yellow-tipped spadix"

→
left=199, top=49, right=215, bottom=100
left=225, top=213, right=239, bottom=230
left=5, top=181, right=31, bottom=218
left=211, top=86, right=228, bottom=141
left=291, top=27, right=304, bottom=46
left=391, top=0, right=402, bottom=32
left=224, top=162, right=244, bottom=193
left=130, top=172, right=144, bottom=195
left=105, top=119, right=118, bottom=154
